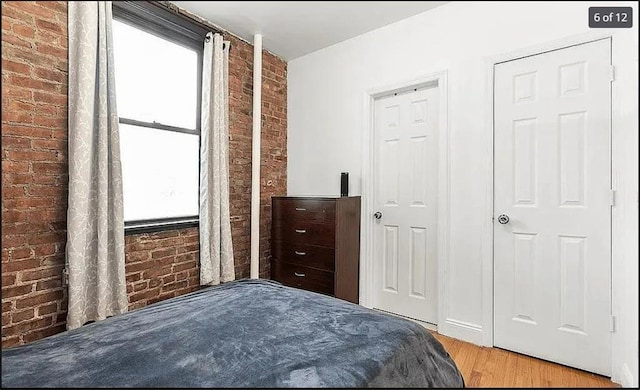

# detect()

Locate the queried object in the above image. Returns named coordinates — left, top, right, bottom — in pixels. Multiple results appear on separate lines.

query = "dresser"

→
left=271, top=196, right=361, bottom=304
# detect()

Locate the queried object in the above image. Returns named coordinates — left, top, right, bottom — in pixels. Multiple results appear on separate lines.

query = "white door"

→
left=494, top=39, right=612, bottom=375
left=373, top=86, right=439, bottom=324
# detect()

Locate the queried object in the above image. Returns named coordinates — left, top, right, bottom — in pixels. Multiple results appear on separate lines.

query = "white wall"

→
left=287, top=1, right=638, bottom=385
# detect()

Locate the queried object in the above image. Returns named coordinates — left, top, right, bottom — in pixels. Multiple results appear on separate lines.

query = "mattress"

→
left=1, top=279, right=464, bottom=387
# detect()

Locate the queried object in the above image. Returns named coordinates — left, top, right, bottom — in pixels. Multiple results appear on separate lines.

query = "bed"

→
left=1, top=279, right=464, bottom=387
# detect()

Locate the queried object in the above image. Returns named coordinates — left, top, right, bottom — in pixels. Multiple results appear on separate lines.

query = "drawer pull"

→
left=295, top=229, right=306, bottom=234
left=295, top=207, right=307, bottom=211
left=294, top=251, right=306, bottom=256
left=294, top=272, right=306, bottom=277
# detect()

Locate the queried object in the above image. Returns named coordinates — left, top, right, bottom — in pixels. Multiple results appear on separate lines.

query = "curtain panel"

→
left=66, top=1, right=128, bottom=330
left=199, top=33, right=235, bottom=285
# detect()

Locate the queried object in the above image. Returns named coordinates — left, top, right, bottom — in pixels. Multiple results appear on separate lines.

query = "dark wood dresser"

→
left=271, top=196, right=361, bottom=303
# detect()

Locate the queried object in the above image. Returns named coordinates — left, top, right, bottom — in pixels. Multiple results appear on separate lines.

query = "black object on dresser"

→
left=271, top=196, right=361, bottom=304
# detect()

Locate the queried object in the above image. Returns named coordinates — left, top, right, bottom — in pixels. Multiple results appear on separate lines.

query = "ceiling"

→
left=171, top=1, right=447, bottom=60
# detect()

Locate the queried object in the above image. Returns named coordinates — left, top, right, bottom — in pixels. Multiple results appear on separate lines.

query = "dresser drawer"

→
left=272, top=220, right=335, bottom=248
left=272, top=241, right=335, bottom=272
left=271, top=261, right=334, bottom=296
left=272, top=198, right=335, bottom=224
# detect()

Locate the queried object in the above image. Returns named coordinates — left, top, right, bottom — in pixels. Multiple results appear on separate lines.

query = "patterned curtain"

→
left=66, top=1, right=128, bottom=330
left=199, top=33, right=235, bottom=285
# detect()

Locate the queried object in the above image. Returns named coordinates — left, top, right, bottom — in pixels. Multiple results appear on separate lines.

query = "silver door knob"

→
left=497, top=214, right=510, bottom=224
left=374, top=211, right=383, bottom=219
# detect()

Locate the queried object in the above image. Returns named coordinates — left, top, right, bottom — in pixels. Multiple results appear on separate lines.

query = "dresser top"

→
left=272, top=195, right=361, bottom=200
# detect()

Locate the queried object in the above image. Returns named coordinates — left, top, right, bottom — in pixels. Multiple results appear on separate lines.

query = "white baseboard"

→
left=440, top=318, right=483, bottom=345
left=618, top=363, right=635, bottom=388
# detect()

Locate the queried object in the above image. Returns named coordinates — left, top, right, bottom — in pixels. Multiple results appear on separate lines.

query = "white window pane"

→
left=113, top=20, right=198, bottom=129
left=120, top=124, right=199, bottom=221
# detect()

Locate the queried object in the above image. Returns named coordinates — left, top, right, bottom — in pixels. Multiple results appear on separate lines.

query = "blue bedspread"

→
left=1, top=279, right=463, bottom=387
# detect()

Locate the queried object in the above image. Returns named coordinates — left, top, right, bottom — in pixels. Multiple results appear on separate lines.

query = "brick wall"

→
left=1, top=1, right=287, bottom=348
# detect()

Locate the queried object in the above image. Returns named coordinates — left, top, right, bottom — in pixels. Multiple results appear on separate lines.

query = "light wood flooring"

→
left=431, top=332, right=618, bottom=388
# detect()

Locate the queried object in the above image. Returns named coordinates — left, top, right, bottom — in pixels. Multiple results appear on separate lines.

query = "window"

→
left=112, top=2, right=208, bottom=233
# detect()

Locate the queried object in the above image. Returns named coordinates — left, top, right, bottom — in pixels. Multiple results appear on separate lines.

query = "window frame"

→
left=112, top=1, right=208, bottom=235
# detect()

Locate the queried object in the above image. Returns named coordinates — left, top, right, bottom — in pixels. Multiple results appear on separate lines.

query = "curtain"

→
left=66, top=1, right=128, bottom=330
left=199, top=33, right=235, bottom=285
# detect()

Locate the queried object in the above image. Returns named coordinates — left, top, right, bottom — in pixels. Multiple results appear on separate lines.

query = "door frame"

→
left=483, top=32, right=616, bottom=367
left=359, top=70, right=449, bottom=329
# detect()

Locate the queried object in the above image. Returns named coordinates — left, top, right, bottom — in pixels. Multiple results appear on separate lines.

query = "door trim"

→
left=483, top=32, right=615, bottom=370
left=359, top=70, right=449, bottom=330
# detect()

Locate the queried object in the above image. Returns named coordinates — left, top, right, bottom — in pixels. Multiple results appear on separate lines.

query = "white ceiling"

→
left=171, top=1, right=447, bottom=60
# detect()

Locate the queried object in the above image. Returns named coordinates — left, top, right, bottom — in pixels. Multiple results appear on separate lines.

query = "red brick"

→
left=2, top=16, right=13, bottom=31
left=163, top=280, right=187, bottom=291
left=172, top=261, right=196, bottom=273
left=37, top=2, right=67, bottom=14
left=21, top=266, right=63, bottom=282
left=31, top=138, right=65, bottom=150
left=37, top=43, right=68, bottom=58
left=33, top=115, right=66, bottom=128
left=2, top=313, right=10, bottom=327
left=2, top=33, right=33, bottom=48
left=2, top=230, right=28, bottom=248
left=12, top=23, right=35, bottom=38
left=11, top=308, right=35, bottom=323
left=2, top=124, right=52, bottom=138
left=5, top=197, right=51, bottom=209
left=2, top=110, right=33, bottom=123
left=35, top=103, right=57, bottom=116
left=142, top=266, right=172, bottom=280
left=2, top=274, right=17, bottom=286
left=126, top=273, right=141, bottom=283
left=1, top=86, right=32, bottom=100
left=148, top=277, right=161, bottom=288
left=37, top=302, right=58, bottom=316
left=36, top=278, right=61, bottom=291
left=2, top=173, right=31, bottom=185
left=31, top=162, right=66, bottom=174
left=32, top=91, right=66, bottom=106
left=2, top=136, right=32, bottom=149
left=2, top=301, right=13, bottom=312
left=2, top=184, right=26, bottom=198
left=7, top=3, right=57, bottom=20
left=3, top=220, right=45, bottom=235
left=1, top=5, right=34, bottom=23
left=2, top=160, right=30, bottom=172
left=6, top=150, right=56, bottom=161
left=151, top=247, right=176, bottom=259
left=6, top=74, right=59, bottom=92
left=23, top=323, right=66, bottom=343
left=1, top=337, right=21, bottom=349
left=2, top=284, right=33, bottom=299
left=125, top=251, right=150, bottom=262
left=155, top=256, right=178, bottom=268
left=33, top=244, right=57, bottom=257
left=132, top=281, right=148, bottom=292
left=162, top=274, right=176, bottom=284
left=35, top=18, right=63, bottom=34
left=2, top=316, right=52, bottom=336
left=2, top=58, right=31, bottom=74
left=129, top=288, right=161, bottom=303
left=10, top=247, right=34, bottom=260
left=6, top=100, right=36, bottom=113
left=15, top=290, right=63, bottom=309
left=27, top=185, right=66, bottom=198
left=2, top=259, right=40, bottom=273
left=28, top=230, right=66, bottom=245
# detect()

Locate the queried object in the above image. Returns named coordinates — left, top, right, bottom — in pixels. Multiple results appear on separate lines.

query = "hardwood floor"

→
left=431, top=332, right=618, bottom=388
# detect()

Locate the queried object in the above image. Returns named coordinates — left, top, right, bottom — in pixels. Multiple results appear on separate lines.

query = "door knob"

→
left=374, top=211, right=383, bottom=219
left=497, top=214, right=510, bottom=224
